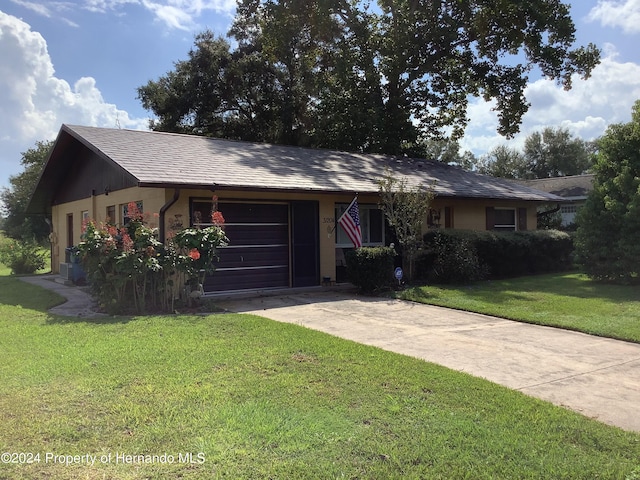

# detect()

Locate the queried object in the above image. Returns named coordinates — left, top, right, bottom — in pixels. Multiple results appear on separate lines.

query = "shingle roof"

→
left=62, top=124, right=561, bottom=201
left=517, top=175, right=595, bottom=200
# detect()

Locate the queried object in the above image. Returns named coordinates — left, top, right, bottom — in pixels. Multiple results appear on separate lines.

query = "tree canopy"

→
left=476, top=145, right=527, bottom=179
left=477, top=127, right=593, bottom=179
left=0, top=140, right=53, bottom=242
left=575, top=100, right=640, bottom=284
left=138, top=0, right=600, bottom=156
left=522, top=127, right=593, bottom=178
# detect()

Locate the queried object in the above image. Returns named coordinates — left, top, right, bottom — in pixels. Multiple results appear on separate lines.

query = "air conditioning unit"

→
left=60, top=262, right=72, bottom=281
left=59, top=262, right=86, bottom=284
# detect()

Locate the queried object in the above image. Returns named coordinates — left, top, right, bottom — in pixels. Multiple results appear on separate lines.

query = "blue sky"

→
left=1, top=0, right=640, bottom=197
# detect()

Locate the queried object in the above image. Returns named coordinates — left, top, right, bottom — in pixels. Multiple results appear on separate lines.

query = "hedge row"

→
left=418, top=229, right=574, bottom=283
left=345, top=246, right=396, bottom=293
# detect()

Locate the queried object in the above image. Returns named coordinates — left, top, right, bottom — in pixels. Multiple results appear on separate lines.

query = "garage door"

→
left=203, top=202, right=290, bottom=292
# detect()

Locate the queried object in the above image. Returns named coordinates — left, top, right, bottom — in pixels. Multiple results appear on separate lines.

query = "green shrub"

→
left=0, top=238, right=46, bottom=274
left=421, top=229, right=573, bottom=282
left=345, top=246, right=396, bottom=293
left=419, top=231, right=486, bottom=284
left=524, top=229, right=574, bottom=273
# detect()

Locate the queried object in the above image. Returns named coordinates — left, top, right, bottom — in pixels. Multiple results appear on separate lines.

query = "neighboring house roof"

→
left=28, top=124, right=563, bottom=214
left=517, top=175, right=595, bottom=201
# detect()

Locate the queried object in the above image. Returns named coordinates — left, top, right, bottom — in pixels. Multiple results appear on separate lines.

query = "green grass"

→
left=1, top=277, right=640, bottom=479
left=399, top=272, right=640, bottom=343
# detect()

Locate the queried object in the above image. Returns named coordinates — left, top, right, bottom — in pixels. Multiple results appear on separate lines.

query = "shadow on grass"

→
left=498, top=273, right=640, bottom=302
left=0, top=276, right=64, bottom=313
left=415, top=272, right=640, bottom=305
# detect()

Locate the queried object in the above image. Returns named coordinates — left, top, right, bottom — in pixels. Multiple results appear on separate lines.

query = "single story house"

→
left=518, top=174, right=595, bottom=226
left=28, top=124, right=562, bottom=293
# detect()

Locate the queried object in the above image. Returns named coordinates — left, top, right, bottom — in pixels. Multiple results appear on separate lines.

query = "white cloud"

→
left=11, top=0, right=236, bottom=31
left=0, top=12, right=147, bottom=179
left=460, top=46, right=640, bottom=156
left=141, top=0, right=237, bottom=30
left=588, top=0, right=640, bottom=34
left=9, top=0, right=53, bottom=17
left=142, top=1, right=195, bottom=30
left=80, top=0, right=236, bottom=30
left=9, top=0, right=79, bottom=26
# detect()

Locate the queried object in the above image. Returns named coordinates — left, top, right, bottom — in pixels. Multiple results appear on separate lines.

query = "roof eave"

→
left=136, top=181, right=379, bottom=196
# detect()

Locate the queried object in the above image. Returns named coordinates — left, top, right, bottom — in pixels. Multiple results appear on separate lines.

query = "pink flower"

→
left=126, top=201, right=143, bottom=221
left=122, top=233, right=134, bottom=252
left=188, top=248, right=201, bottom=260
left=212, top=211, right=225, bottom=226
left=81, top=218, right=92, bottom=233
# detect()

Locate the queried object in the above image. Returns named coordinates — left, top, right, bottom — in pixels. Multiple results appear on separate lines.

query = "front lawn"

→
left=1, top=276, right=639, bottom=479
left=399, top=272, right=640, bottom=343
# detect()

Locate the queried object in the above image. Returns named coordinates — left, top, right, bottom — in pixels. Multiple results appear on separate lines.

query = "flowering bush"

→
left=78, top=201, right=227, bottom=314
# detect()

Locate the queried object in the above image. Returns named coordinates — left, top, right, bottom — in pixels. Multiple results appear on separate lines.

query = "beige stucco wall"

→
left=50, top=185, right=539, bottom=282
left=429, top=198, right=536, bottom=231
left=50, top=186, right=168, bottom=273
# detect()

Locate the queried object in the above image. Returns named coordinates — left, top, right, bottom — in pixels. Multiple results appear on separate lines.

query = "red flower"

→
left=212, top=211, right=225, bottom=226
left=188, top=248, right=201, bottom=260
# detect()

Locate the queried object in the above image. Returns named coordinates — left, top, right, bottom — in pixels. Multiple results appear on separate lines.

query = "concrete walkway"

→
left=215, top=290, right=640, bottom=433
left=20, top=275, right=106, bottom=318
left=19, top=277, right=640, bottom=432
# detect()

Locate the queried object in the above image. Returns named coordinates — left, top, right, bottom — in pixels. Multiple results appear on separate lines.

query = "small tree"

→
left=377, top=168, right=435, bottom=281
left=574, top=101, right=640, bottom=284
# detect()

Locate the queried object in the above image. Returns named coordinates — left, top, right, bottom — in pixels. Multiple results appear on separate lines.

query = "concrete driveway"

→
left=215, top=289, right=640, bottom=433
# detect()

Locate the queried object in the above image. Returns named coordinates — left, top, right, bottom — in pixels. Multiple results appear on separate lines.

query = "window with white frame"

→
left=494, top=208, right=516, bottom=231
left=335, top=204, right=385, bottom=247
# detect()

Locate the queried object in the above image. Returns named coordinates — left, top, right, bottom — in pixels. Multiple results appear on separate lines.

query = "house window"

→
left=335, top=204, right=385, bottom=247
left=494, top=208, right=516, bottom=231
left=560, top=205, right=578, bottom=214
left=106, top=205, right=116, bottom=225
left=122, top=201, right=143, bottom=225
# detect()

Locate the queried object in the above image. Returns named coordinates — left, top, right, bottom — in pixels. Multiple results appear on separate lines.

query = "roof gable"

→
left=26, top=127, right=138, bottom=214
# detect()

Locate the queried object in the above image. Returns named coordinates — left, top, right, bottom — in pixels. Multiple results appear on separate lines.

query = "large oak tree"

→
left=138, top=0, right=600, bottom=155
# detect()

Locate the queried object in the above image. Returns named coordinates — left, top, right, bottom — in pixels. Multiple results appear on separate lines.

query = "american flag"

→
left=338, top=196, right=362, bottom=248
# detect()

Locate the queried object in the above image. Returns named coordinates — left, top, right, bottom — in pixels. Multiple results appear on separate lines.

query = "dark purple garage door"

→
left=203, top=202, right=290, bottom=292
